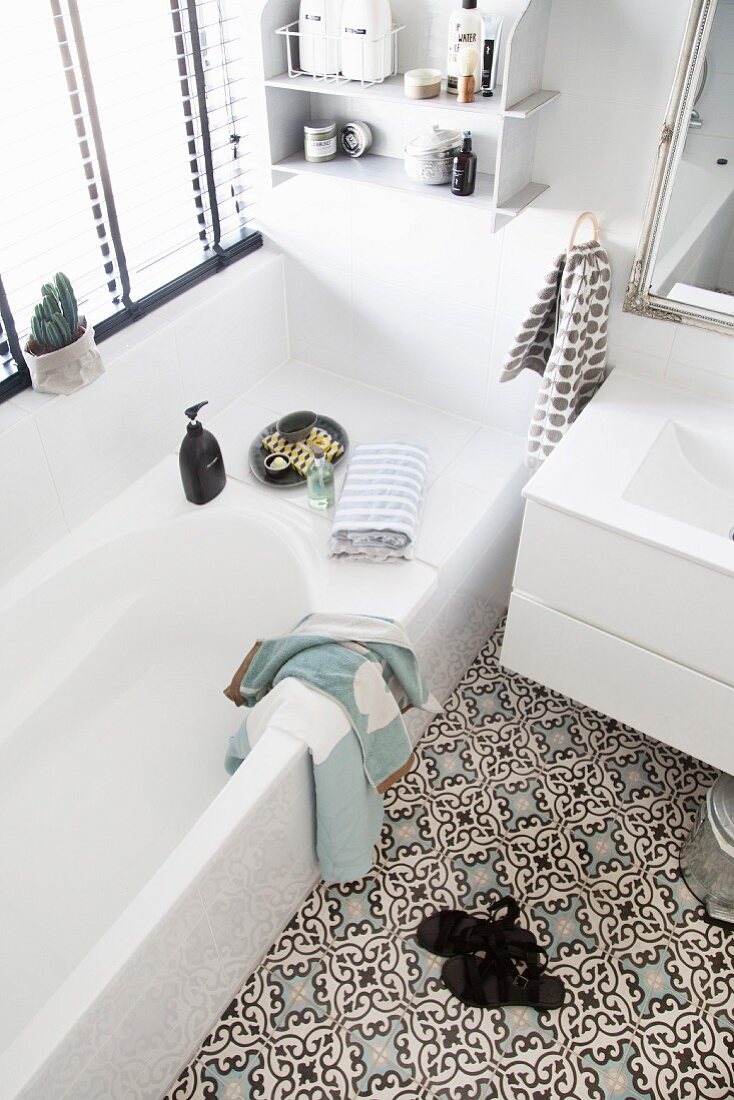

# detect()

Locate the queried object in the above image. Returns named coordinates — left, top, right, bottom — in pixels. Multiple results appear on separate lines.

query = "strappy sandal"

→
left=416, top=896, right=523, bottom=957
left=442, top=934, right=565, bottom=1009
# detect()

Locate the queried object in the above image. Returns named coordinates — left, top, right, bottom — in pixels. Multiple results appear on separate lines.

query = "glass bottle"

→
left=307, top=444, right=335, bottom=510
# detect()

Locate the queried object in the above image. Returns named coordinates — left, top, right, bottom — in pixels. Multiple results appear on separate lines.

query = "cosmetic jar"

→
left=403, top=68, right=442, bottom=99
left=404, top=124, right=462, bottom=185
left=340, top=121, right=373, bottom=158
left=304, top=120, right=337, bottom=163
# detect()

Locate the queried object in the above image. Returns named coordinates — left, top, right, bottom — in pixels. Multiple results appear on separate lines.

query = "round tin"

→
left=340, top=120, right=373, bottom=158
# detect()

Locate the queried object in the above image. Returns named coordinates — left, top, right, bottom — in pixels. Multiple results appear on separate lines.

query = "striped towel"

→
left=328, top=443, right=428, bottom=562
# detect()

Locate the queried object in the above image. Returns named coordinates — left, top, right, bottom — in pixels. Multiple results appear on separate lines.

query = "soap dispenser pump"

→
left=179, top=401, right=226, bottom=505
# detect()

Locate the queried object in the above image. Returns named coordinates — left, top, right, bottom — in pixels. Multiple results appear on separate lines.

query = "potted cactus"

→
left=25, top=272, right=104, bottom=395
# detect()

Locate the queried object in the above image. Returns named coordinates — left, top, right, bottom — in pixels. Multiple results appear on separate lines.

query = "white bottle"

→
left=341, top=0, right=393, bottom=84
left=299, top=0, right=341, bottom=77
left=447, top=0, right=483, bottom=95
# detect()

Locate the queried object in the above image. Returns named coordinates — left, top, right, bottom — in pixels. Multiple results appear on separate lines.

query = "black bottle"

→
left=451, top=130, right=477, bottom=196
left=179, top=401, right=226, bottom=505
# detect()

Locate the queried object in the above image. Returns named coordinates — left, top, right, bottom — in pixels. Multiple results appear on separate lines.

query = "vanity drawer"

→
left=501, top=592, right=734, bottom=774
left=513, top=502, right=734, bottom=688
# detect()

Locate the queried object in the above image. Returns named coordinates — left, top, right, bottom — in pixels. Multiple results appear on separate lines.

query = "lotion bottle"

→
left=179, top=401, right=226, bottom=505
left=447, top=0, right=483, bottom=95
left=299, top=0, right=341, bottom=77
left=341, top=0, right=393, bottom=83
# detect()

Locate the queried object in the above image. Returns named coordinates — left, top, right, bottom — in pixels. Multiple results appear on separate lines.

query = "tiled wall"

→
left=255, top=0, right=734, bottom=426
left=0, top=249, right=288, bottom=585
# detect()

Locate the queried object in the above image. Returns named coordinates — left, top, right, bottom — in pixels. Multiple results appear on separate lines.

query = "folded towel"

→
left=328, top=442, right=429, bottom=562
left=261, top=425, right=343, bottom=476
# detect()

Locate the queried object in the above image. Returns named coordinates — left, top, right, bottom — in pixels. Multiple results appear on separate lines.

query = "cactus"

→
left=26, top=272, right=84, bottom=355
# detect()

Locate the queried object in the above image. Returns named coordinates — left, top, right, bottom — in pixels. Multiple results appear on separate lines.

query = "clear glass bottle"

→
left=307, top=444, right=335, bottom=510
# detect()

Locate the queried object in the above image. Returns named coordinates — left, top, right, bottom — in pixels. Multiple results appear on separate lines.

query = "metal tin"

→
left=340, top=120, right=373, bottom=157
left=304, top=119, right=337, bottom=162
left=404, top=124, right=462, bottom=185
left=680, top=774, right=734, bottom=923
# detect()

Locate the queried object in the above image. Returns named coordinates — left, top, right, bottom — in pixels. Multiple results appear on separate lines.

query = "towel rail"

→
left=568, top=210, right=600, bottom=251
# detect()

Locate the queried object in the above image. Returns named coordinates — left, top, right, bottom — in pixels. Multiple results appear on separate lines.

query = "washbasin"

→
left=624, top=419, right=734, bottom=538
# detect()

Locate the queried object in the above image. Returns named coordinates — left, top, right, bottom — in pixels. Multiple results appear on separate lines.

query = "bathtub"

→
left=0, top=458, right=438, bottom=1100
left=1, top=426, right=525, bottom=1099
left=653, top=140, right=734, bottom=300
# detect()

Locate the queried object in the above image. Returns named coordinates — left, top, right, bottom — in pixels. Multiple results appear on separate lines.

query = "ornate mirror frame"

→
left=624, top=0, right=734, bottom=335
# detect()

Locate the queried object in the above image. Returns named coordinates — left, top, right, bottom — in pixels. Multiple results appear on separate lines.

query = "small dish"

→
left=276, top=409, right=317, bottom=443
left=263, top=453, right=293, bottom=479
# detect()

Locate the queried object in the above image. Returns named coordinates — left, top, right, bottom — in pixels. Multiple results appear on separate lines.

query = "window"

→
left=0, top=0, right=261, bottom=402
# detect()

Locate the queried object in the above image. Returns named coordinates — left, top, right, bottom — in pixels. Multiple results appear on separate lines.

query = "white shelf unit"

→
left=260, top=0, right=558, bottom=231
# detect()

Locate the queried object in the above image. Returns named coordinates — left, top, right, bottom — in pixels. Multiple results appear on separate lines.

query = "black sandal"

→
left=416, top=896, right=522, bottom=957
left=442, top=935, right=565, bottom=1010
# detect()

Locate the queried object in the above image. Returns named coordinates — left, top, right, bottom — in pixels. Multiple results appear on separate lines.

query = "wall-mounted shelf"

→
left=260, top=0, right=557, bottom=232
left=265, top=72, right=505, bottom=116
left=271, top=151, right=497, bottom=211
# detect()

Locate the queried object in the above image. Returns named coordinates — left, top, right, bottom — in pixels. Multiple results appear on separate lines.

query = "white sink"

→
left=624, top=420, right=734, bottom=538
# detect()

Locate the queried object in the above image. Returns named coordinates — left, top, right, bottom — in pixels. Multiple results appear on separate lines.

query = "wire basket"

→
left=275, top=20, right=404, bottom=87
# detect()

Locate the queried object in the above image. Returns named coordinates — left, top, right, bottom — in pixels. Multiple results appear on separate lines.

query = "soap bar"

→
left=270, top=456, right=289, bottom=470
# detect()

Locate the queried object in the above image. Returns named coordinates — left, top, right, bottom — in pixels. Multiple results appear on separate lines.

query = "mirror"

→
left=625, top=0, right=734, bottom=335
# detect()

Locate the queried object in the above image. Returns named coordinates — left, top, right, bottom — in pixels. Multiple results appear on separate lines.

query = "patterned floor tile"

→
left=391, top=985, right=506, bottom=1099
left=623, top=998, right=734, bottom=1100
left=576, top=866, right=678, bottom=966
left=493, top=1034, right=609, bottom=1100
left=164, top=619, right=729, bottom=1100
left=542, top=943, right=645, bottom=1078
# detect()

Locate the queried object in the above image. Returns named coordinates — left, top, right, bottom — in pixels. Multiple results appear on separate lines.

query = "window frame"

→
left=0, top=0, right=262, bottom=405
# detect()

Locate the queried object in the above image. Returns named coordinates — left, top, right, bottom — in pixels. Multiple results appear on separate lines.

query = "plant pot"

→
left=25, top=324, right=104, bottom=395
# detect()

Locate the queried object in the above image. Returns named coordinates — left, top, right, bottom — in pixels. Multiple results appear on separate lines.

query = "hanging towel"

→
left=500, top=240, right=611, bottom=468
left=328, top=442, right=429, bottom=562
left=223, top=614, right=439, bottom=883
left=224, top=612, right=439, bottom=791
left=225, top=678, right=384, bottom=883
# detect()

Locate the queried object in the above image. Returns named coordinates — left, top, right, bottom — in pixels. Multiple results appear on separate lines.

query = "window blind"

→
left=0, top=0, right=261, bottom=401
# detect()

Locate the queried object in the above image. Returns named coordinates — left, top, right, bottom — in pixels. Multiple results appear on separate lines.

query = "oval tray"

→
left=248, top=414, right=349, bottom=489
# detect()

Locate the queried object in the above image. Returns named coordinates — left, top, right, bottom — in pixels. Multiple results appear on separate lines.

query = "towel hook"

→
left=568, top=210, right=600, bottom=252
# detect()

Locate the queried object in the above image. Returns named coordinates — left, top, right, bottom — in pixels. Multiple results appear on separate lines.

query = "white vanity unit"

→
left=502, top=370, right=734, bottom=775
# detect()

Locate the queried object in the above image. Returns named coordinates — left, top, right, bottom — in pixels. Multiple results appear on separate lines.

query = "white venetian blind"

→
left=0, top=0, right=258, bottom=391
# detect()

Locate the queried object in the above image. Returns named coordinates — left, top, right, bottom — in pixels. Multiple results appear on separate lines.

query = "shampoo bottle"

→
left=447, top=0, right=483, bottom=95
left=299, top=0, right=341, bottom=77
left=341, top=0, right=393, bottom=83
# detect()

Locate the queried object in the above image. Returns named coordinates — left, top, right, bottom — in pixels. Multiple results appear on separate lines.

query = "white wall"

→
left=0, top=250, right=288, bottom=585
left=253, top=0, right=734, bottom=426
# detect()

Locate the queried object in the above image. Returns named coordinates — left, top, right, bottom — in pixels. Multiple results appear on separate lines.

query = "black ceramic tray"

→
left=248, top=414, right=349, bottom=489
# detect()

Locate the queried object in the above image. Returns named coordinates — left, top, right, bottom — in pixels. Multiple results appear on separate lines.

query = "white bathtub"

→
left=0, top=458, right=438, bottom=1100
left=1, top=427, right=525, bottom=1099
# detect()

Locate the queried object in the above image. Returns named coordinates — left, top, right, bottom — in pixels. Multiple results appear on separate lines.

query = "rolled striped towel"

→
left=328, top=442, right=429, bottom=562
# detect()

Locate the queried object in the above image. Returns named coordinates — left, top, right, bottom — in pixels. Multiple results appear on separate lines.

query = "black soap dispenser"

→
left=179, top=401, right=226, bottom=505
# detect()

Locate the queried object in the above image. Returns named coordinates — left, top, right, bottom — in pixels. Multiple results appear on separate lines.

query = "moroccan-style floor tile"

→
left=164, top=619, right=730, bottom=1100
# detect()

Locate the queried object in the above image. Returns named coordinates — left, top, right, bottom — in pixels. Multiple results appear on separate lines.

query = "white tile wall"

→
left=0, top=249, right=289, bottom=581
left=256, top=0, right=734, bottom=425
